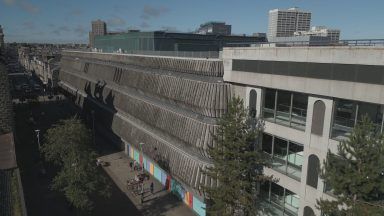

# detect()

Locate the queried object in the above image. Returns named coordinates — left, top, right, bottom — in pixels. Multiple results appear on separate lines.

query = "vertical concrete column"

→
left=299, top=96, right=334, bottom=216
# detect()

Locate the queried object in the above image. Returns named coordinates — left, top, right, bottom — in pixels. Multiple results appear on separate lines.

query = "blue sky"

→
left=1, top=0, right=384, bottom=43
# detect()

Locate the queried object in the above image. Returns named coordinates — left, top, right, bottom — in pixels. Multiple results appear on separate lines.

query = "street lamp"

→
left=34, top=129, right=40, bottom=149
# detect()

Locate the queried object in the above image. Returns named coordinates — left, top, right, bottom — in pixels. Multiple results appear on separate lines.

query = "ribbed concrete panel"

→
left=60, top=58, right=229, bottom=118
left=60, top=72, right=218, bottom=154
left=59, top=51, right=230, bottom=190
left=62, top=51, right=224, bottom=77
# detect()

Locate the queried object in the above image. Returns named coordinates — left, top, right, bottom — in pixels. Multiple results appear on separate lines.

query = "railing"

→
left=64, top=49, right=221, bottom=59
left=225, top=39, right=384, bottom=47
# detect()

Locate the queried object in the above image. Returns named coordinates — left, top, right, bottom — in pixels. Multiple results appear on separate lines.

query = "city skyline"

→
left=1, top=0, right=384, bottom=43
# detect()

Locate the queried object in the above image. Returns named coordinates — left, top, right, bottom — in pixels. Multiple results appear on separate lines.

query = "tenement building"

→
left=222, top=46, right=384, bottom=216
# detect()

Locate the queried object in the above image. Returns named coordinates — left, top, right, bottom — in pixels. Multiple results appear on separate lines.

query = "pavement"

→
left=99, top=151, right=196, bottom=216
left=14, top=98, right=142, bottom=216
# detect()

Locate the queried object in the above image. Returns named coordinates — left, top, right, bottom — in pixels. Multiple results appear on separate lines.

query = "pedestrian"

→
left=150, top=182, right=154, bottom=194
left=96, top=158, right=101, bottom=167
left=129, top=161, right=133, bottom=171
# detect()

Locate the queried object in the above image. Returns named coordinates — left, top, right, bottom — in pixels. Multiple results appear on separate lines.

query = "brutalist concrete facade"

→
left=59, top=51, right=231, bottom=191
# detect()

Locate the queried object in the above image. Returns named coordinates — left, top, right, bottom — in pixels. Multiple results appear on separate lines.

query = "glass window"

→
left=264, top=89, right=276, bottom=121
left=291, top=93, right=308, bottom=130
left=273, top=137, right=288, bottom=173
left=263, top=88, right=308, bottom=131
left=276, top=91, right=291, bottom=126
left=332, top=99, right=357, bottom=139
left=260, top=181, right=270, bottom=199
left=270, top=182, right=285, bottom=206
left=358, top=103, right=383, bottom=132
left=332, top=99, right=384, bottom=140
left=285, top=189, right=300, bottom=215
left=261, top=182, right=300, bottom=216
left=287, top=142, right=303, bottom=180
left=262, top=133, right=273, bottom=155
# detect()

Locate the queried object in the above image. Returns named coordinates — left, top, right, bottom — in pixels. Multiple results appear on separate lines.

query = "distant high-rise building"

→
left=0, top=25, right=4, bottom=50
left=268, top=7, right=311, bottom=40
left=92, top=20, right=107, bottom=35
left=89, top=20, right=107, bottom=48
left=294, top=26, right=341, bottom=43
left=197, top=22, right=231, bottom=35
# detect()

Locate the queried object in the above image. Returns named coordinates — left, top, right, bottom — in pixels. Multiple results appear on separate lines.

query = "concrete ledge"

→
left=63, top=51, right=224, bottom=77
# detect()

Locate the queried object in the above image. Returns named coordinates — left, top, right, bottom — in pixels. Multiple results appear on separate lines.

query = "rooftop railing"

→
left=64, top=49, right=221, bottom=59
left=225, top=39, right=384, bottom=47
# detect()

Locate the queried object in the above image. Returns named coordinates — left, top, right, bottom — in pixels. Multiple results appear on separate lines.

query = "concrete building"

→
left=222, top=46, right=384, bottom=215
left=267, top=35, right=338, bottom=46
left=89, top=20, right=107, bottom=48
left=268, top=8, right=311, bottom=40
left=295, top=26, right=341, bottom=42
left=0, top=25, right=4, bottom=50
left=93, top=31, right=266, bottom=53
left=58, top=51, right=230, bottom=216
left=59, top=38, right=384, bottom=215
left=196, top=22, right=231, bottom=35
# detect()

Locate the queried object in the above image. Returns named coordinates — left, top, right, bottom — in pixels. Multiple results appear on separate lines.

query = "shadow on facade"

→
left=80, top=81, right=123, bottom=155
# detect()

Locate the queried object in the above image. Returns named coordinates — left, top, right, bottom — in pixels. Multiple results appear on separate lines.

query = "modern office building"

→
left=93, top=31, right=266, bottom=53
left=89, top=20, right=107, bottom=48
left=196, top=22, right=231, bottom=35
left=267, top=8, right=311, bottom=39
left=222, top=46, right=384, bottom=215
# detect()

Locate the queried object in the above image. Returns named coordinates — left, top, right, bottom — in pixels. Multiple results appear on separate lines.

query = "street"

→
left=14, top=97, right=141, bottom=216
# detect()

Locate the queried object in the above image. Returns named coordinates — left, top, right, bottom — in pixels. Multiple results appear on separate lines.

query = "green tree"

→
left=317, top=115, right=384, bottom=215
left=204, top=96, right=272, bottom=216
left=41, top=118, right=111, bottom=211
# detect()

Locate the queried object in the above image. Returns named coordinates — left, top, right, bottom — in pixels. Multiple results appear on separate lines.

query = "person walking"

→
left=129, top=161, right=133, bottom=171
left=150, top=182, right=154, bottom=194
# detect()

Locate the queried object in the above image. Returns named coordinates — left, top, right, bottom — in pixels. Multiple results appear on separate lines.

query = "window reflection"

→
left=261, top=182, right=299, bottom=216
left=262, top=133, right=303, bottom=181
left=273, top=138, right=288, bottom=174
left=264, top=89, right=276, bottom=121
left=262, top=133, right=273, bottom=155
left=263, top=88, right=308, bottom=131
left=291, top=93, right=308, bottom=129
left=332, top=99, right=384, bottom=140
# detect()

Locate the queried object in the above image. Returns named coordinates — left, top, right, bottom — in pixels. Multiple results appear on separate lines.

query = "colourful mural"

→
left=126, top=143, right=206, bottom=216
